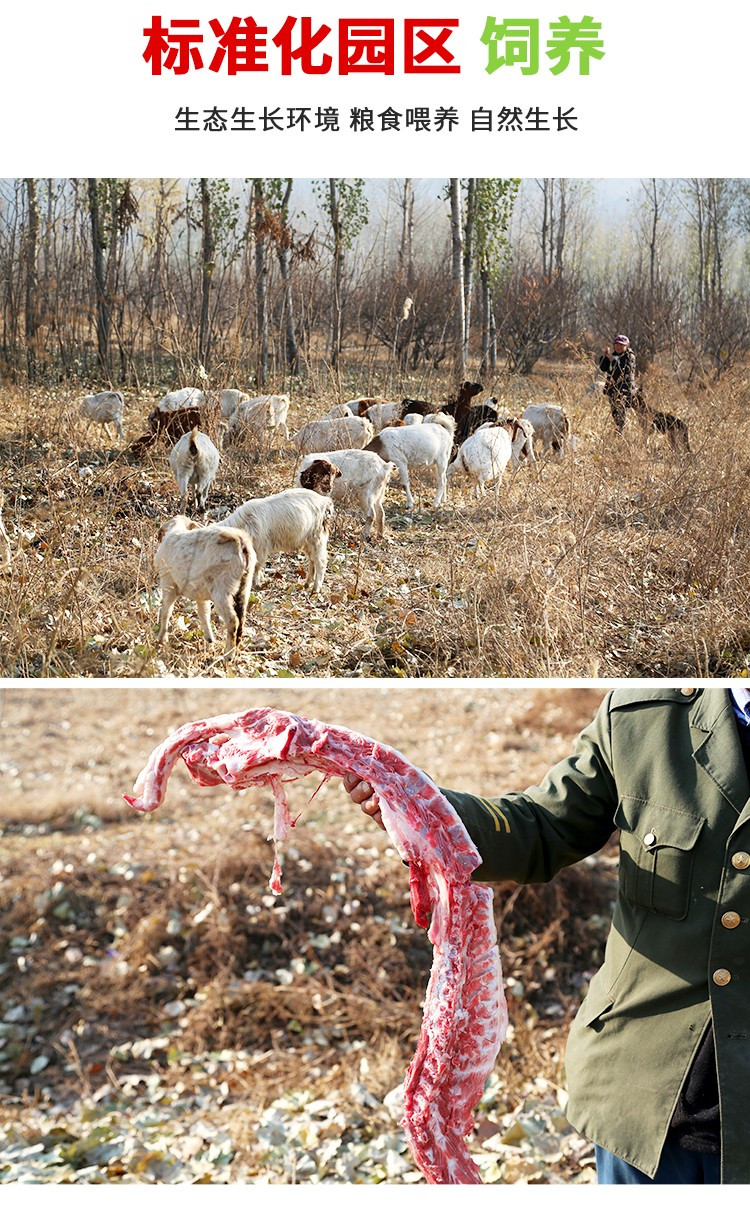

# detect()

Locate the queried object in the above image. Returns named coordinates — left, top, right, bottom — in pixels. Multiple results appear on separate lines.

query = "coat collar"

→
left=690, top=689, right=750, bottom=818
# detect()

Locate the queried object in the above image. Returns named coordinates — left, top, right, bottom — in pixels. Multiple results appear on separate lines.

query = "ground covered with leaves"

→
left=1, top=685, right=611, bottom=1184
left=2, top=363, right=750, bottom=678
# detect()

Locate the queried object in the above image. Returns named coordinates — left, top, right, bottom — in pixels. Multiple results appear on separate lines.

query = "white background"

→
left=1, top=0, right=748, bottom=176
left=1, top=2, right=748, bottom=1208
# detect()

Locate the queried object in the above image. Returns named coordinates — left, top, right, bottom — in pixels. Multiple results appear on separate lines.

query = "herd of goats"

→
left=0, top=377, right=642, bottom=660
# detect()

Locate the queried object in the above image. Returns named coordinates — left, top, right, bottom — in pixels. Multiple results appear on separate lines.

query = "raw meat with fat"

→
left=124, top=707, right=507, bottom=1184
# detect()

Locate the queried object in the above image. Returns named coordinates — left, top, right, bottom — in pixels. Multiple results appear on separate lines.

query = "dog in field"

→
left=632, top=390, right=690, bottom=453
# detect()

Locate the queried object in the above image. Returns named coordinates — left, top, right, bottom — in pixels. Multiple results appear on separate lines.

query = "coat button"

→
left=721, top=911, right=741, bottom=929
left=713, top=968, right=732, bottom=986
left=680, top=687, right=694, bottom=696
left=731, top=852, right=750, bottom=870
left=643, top=832, right=656, bottom=847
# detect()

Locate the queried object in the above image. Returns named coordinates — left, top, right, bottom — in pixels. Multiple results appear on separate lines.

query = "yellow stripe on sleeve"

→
left=477, top=797, right=510, bottom=833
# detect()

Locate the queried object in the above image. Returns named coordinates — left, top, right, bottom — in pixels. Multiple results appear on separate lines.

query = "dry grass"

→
left=0, top=684, right=610, bottom=1117
left=2, top=362, right=750, bottom=677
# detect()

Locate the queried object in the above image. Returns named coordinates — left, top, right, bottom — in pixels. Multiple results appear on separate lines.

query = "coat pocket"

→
left=614, top=798, right=705, bottom=920
left=577, top=975, right=615, bottom=1030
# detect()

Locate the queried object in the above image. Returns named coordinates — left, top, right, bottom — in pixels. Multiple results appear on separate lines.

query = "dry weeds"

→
left=2, top=362, right=749, bottom=677
left=1, top=686, right=610, bottom=1181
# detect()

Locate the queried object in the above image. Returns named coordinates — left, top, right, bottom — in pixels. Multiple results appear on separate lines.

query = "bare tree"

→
left=399, top=178, right=415, bottom=289
left=198, top=178, right=215, bottom=369
left=449, top=178, right=465, bottom=380
left=24, top=178, right=39, bottom=380
left=87, top=179, right=110, bottom=377
left=275, top=179, right=301, bottom=375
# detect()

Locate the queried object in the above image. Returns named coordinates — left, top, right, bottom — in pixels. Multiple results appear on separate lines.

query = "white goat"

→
left=157, top=387, right=206, bottom=413
left=168, top=427, right=221, bottom=512
left=0, top=490, right=11, bottom=572
left=365, top=414, right=454, bottom=510
left=81, top=390, right=126, bottom=440
left=212, top=388, right=250, bottom=419
left=364, top=401, right=403, bottom=432
left=220, top=487, right=334, bottom=594
left=296, top=448, right=397, bottom=541
left=155, top=516, right=256, bottom=656
left=322, top=403, right=355, bottom=420
left=403, top=413, right=423, bottom=425
left=448, top=426, right=514, bottom=496
left=521, top=404, right=569, bottom=458
left=289, top=415, right=374, bottom=456
left=423, top=412, right=456, bottom=427
left=343, top=396, right=388, bottom=416
left=225, top=394, right=291, bottom=443
left=493, top=416, right=537, bottom=467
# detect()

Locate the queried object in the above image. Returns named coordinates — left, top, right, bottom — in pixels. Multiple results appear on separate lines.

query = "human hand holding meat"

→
left=342, top=771, right=383, bottom=827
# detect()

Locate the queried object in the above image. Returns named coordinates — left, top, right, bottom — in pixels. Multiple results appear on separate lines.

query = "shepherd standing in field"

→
left=344, top=687, right=750, bottom=1185
left=599, top=334, right=637, bottom=433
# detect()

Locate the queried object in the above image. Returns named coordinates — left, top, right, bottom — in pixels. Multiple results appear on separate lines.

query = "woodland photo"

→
left=0, top=177, right=749, bottom=678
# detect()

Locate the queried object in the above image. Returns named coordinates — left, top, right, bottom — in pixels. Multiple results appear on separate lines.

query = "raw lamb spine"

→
left=124, top=707, right=507, bottom=1185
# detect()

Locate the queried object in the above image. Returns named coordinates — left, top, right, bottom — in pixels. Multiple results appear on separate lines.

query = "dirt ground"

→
left=0, top=684, right=615, bottom=1184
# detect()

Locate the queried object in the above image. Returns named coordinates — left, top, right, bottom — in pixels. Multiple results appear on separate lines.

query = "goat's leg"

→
left=371, top=497, right=385, bottom=540
left=233, top=573, right=251, bottom=646
left=195, top=598, right=217, bottom=644
left=305, top=536, right=328, bottom=594
left=156, top=583, right=179, bottom=643
left=395, top=460, right=414, bottom=510
left=432, top=457, right=448, bottom=508
left=115, top=417, right=125, bottom=440
left=212, top=595, right=240, bottom=656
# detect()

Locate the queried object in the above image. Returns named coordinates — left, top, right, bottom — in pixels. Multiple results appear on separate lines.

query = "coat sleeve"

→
left=442, top=694, right=619, bottom=884
left=627, top=350, right=637, bottom=394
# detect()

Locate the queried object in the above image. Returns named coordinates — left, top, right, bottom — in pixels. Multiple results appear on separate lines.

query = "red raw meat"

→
left=124, top=707, right=507, bottom=1184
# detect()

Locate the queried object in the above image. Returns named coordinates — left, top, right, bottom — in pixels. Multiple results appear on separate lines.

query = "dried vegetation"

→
left=1, top=685, right=610, bottom=1183
left=2, top=362, right=750, bottom=677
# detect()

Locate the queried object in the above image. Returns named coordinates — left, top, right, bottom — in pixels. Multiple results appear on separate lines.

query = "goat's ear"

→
left=157, top=520, right=170, bottom=540
left=184, top=519, right=203, bottom=531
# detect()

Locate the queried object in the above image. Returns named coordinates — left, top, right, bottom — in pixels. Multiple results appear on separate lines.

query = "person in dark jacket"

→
left=343, top=687, right=750, bottom=1185
left=599, top=334, right=637, bottom=432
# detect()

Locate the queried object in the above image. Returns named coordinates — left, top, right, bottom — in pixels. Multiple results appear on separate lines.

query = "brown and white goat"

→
left=299, top=457, right=342, bottom=496
left=296, top=449, right=396, bottom=541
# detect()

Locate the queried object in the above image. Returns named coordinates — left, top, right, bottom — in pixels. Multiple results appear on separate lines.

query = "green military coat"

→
left=442, top=687, right=750, bottom=1183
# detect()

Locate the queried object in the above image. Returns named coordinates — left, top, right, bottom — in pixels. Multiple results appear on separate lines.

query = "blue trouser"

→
left=596, top=1142, right=721, bottom=1184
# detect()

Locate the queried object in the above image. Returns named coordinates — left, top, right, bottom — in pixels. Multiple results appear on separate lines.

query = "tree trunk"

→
left=462, top=178, right=477, bottom=369
left=87, top=178, right=111, bottom=378
left=554, top=180, right=567, bottom=277
left=540, top=179, right=551, bottom=279
left=252, top=179, right=268, bottom=388
left=694, top=181, right=705, bottom=310
left=277, top=179, right=300, bottom=375
left=479, top=266, right=494, bottom=375
left=328, top=178, right=344, bottom=368
left=199, top=178, right=214, bottom=369
left=24, top=178, right=39, bottom=380
left=449, top=178, right=465, bottom=381
left=647, top=178, right=659, bottom=295
left=400, top=178, right=415, bottom=288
